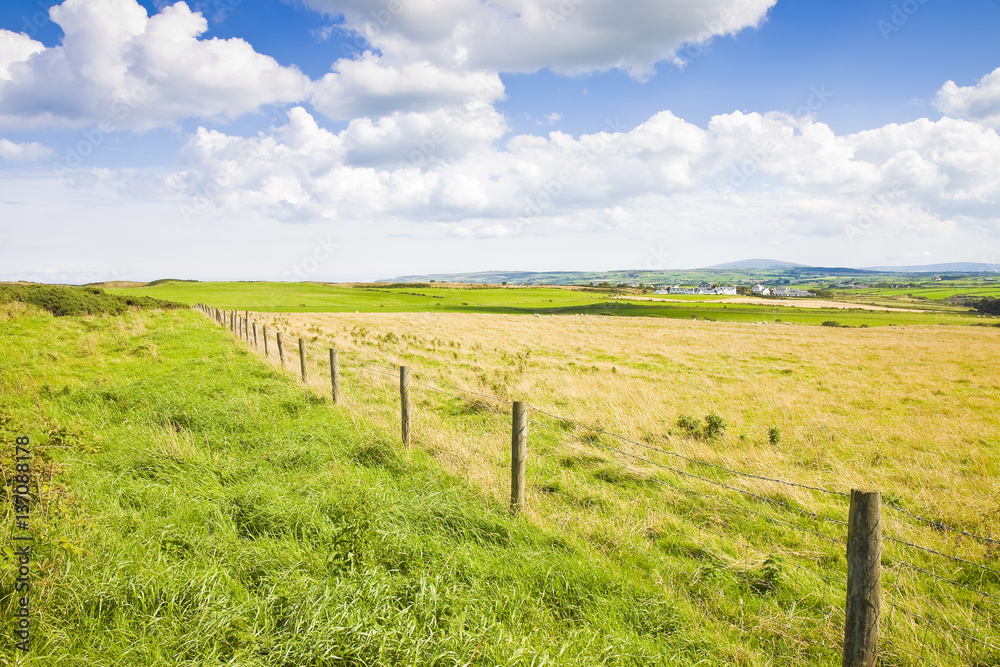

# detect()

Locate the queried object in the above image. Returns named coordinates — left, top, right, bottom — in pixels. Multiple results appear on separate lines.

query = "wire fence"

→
left=197, top=304, right=1000, bottom=663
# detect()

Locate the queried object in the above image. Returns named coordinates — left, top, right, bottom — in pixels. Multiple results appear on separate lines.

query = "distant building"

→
left=773, top=287, right=814, bottom=297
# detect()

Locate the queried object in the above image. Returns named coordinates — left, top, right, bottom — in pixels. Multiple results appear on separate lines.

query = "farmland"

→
left=99, top=279, right=996, bottom=327
left=1, top=285, right=998, bottom=665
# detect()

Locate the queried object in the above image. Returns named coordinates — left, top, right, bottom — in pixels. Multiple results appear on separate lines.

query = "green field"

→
left=100, top=280, right=991, bottom=327
left=1, top=291, right=997, bottom=664
left=0, top=304, right=722, bottom=665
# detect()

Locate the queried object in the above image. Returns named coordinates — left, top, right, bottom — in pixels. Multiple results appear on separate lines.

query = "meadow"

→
left=1, top=286, right=998, bottom=665
left=102, top=280, right=989, bottom=327
left=249, top=307, right=1000, bottom=665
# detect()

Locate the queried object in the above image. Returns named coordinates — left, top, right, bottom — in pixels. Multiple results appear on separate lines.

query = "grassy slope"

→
left=1, top=305, right=783, bottom=666
left=103, top=281, right=985, bottom=327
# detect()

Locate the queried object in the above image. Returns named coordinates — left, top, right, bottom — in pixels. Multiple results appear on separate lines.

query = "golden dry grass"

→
left=262, top=312, right=999, bottom=533
left=221, top=310, right=1000, bottom=663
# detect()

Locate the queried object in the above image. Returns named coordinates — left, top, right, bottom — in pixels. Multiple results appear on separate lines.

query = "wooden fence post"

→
left=330, top=349, right=340, bottom=404
left=843, top=489, right=881, bottom=667
left=299, top=338, right=307, bottom=381
left=510, top=401, right=527, bottom=513
left=400, top=366, right=411, bottom=447
left=277, top=332, right=285, bottom=367
left=253, top=322, right=258, bottom=348
left=263, top=325, right=269, bottom=356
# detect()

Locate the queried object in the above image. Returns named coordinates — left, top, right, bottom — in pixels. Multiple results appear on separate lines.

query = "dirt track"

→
left=615, top=296, right=930, bottom=313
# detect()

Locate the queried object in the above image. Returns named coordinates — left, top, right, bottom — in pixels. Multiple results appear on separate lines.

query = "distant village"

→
left=648, top=282, right=815, bottom=297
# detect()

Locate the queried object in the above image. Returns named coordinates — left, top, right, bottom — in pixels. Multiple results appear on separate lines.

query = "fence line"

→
left=193, top=303, right=999, bottom=663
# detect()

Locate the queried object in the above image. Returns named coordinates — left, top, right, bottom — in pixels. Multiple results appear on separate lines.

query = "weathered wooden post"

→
left=330, top=349, right=340, bottom=404
left=253, top=322, right=258, bottom=348
left=277, top=332, right=285, bottom=367
left=299, top=338, right=307, bottom=381
left=263, top=325, right=269, bottom=356
left=400, top=366, right=411, bottom=447
left=510, top=401, right=527, bottom=513
left=843, top=489, right=881, bottom=667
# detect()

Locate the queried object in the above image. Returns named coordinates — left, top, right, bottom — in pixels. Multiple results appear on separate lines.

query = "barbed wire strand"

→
left=884, top=534, right=1000, bottom=580
left=883, top=503, right=1000, bottom=548
left=531, top=419, right=848, bottom=549
left=887, top=600, right=999, bottom=651
left=529, top=413, right=849, bottom=530
left=886, top=557, right=999, bottom=602
left=528, top=404, right=851, bottom=499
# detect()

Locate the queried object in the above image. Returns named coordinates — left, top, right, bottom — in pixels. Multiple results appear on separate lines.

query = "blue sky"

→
left=1, top=0, right=999, bottom=282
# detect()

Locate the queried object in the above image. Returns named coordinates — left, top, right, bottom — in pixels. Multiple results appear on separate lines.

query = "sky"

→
left=0, top=0, right=999, bottom=283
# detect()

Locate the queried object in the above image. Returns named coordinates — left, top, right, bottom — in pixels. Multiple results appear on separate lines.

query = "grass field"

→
left=101, top=280, right=991, bottom=327
left=2, top=296, right=998, bottom=665
left=248, top=308, right=1000, bottom=665
left=2, top=302, right=743, bottom=665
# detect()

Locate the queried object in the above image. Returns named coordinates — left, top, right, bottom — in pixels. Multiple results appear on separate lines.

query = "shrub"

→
left=768, top=427, right=781, bottom=446
left=821, top=320, right=841, bottom=327
left=0, top=284, right=182, bottom=317
left=676, top=414, right=701, bottom=437
left=704, top=413, right=726, bottom=439
left=966, top=297, right=1000, bottom=315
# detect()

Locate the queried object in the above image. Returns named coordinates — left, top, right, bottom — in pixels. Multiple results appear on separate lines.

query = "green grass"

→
left=100, top=280, right=988, bottom=328
left=0, top=306, right=767, bottom=665
left=2, top=305, right=996, bottom=665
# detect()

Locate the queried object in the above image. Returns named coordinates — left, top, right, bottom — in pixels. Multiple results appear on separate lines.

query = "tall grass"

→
left=1, top=308, right=784, bottom=665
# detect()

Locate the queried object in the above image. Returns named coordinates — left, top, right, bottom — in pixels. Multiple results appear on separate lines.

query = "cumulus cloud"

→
left=934, top=66, right=1000, bottom=129
left=0, top=0, right=310, bottom=131
left=311, top=51, right=504, bottom=120
left=0, top=138, right=53, bottom=161
left=0, top=30, right=44, bottom=80
left=305, top=0, right=777, bottom=78
left=165, top=101, right=1000, bottom=244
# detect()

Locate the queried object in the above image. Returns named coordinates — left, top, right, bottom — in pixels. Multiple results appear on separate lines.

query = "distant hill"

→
left=701, top=259, right=806, bottom=270
left=862, top=262, right=999, bottom=273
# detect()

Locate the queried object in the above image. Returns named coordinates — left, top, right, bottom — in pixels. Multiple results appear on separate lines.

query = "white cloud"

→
left=0, top=30, right=45, bottom=80
left=0, top=0, right=310, bottom=131
left=306, top=0, right=777, bottom=78
left=310, top=50, right=504, bottom=121
left=163, top=100, right=1000, bottom=245
left=934, top=66, right=1000, bottom=129
left=0, top=138, right=53, bottom=161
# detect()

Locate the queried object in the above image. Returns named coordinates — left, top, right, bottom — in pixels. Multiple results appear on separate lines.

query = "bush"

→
left=821, top=320, right=841, bottom=327
left=0, top=284, right=182, bottom=317
left=768, top=427, right=781, bottom=446
left=675, top=414, right=701, bottom=437
left=704, top=413, right=726, bottom=440
left=675, top=413, right=726, bottom=440
left=967, top=297, right=1000, bottom=315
